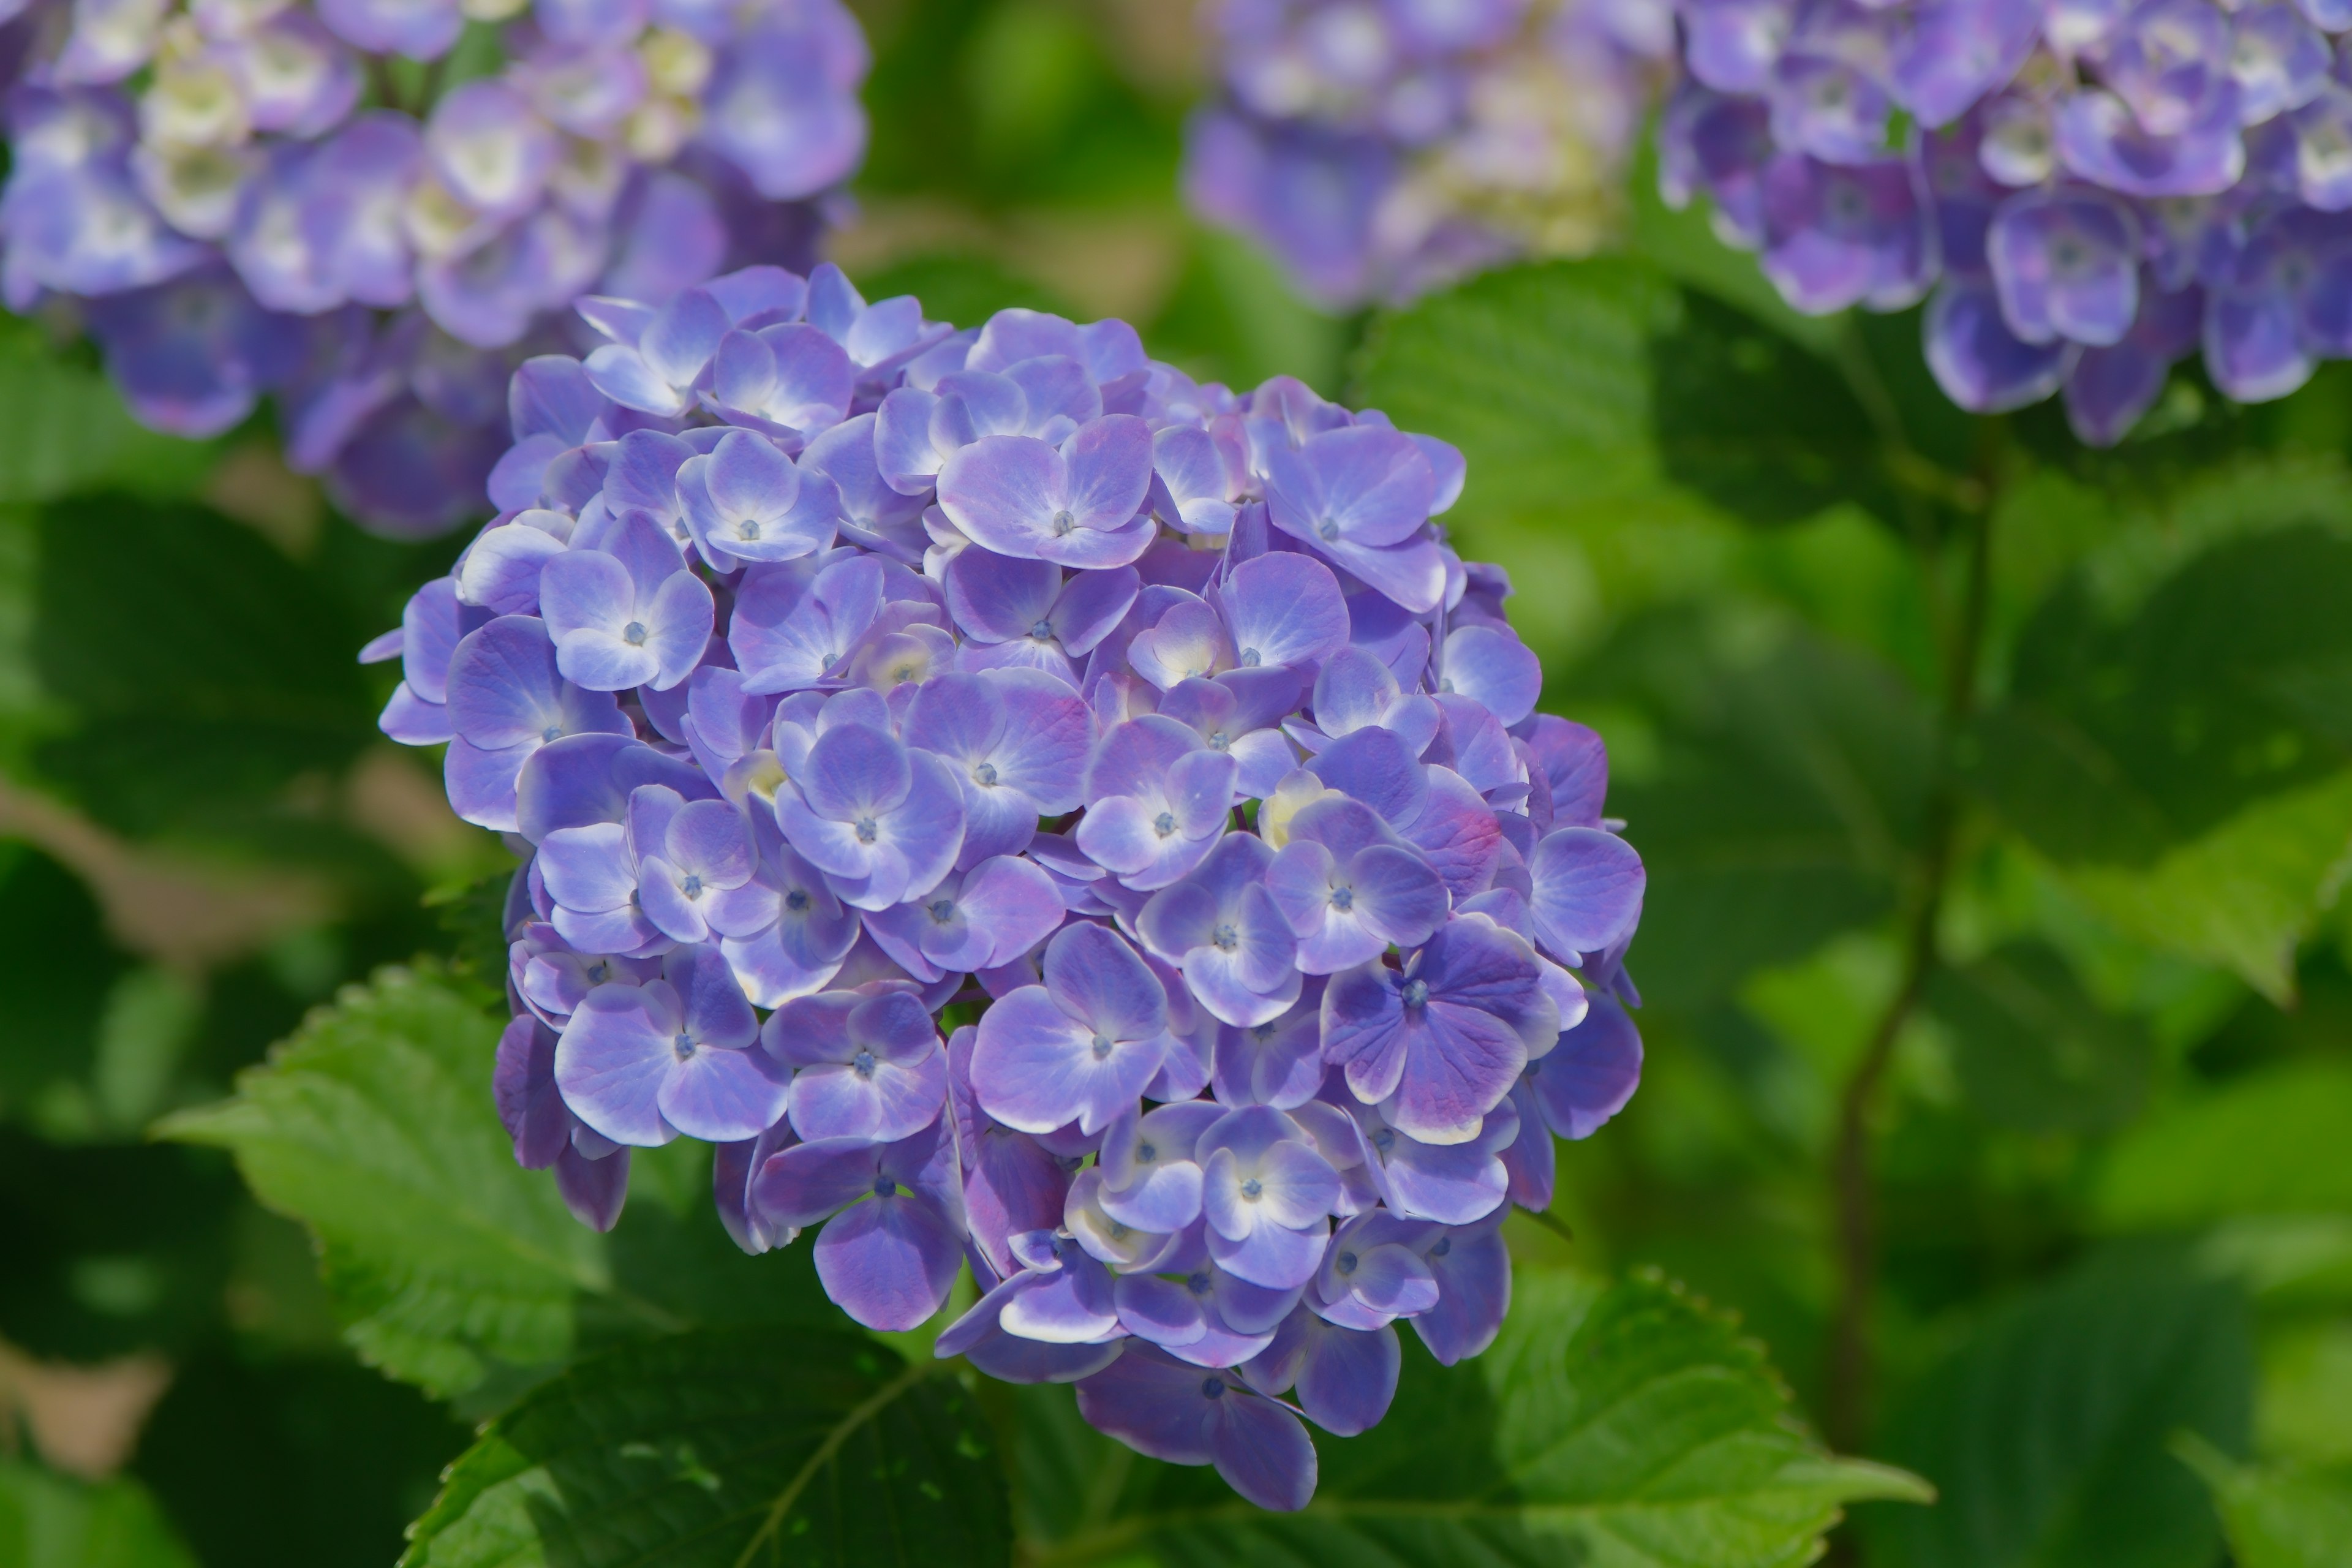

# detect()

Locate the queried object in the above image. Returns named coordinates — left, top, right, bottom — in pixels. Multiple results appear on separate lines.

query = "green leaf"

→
left=2059, top=769, right=2352, bottom=1003
left=1575, top=608, right=1934, bottom=1008
left=1923, top=942, right=2154, bottom=1133
left=2095, top=1060, right=2352, bottom=1228
left=400, top=1329, right=1009, bottom=1568
left=131, top=1346, right=469, bottom=1568
left=0, top=845, right=134, bottom=1130
left=1969, top=526, right=2352, bottom=869
left=1862, top=1245, right=2253, bottom=1568
left=32, top=498, right=376, bottom=837
left=1353, top=258, right=1680, bottom=534
left=1025, top=1268, right=1928, bottom=1568
left=159, top=967, right=609, bottom=1397
left=0, top=322, right=220, bottom=507
left=2174, top=1436, right=2352, bottom=1568
left=156, top=967, right=840, bottom=1400
left=1352, top=254, right=1938, bottom=540
left=0, top=1460, right=197, bottom=1568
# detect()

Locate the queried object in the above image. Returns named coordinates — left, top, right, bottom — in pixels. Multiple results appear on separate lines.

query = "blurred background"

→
left=4, top=1, right=2351, bottom=1564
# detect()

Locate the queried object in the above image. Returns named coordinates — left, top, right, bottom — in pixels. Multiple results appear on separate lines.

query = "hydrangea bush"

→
left=1660, top=0, right=2352, bottom=439
left=0, top=0, right=866, bottom=532
left=367, top=261, right=1649, bottom=1509
left=1184, top=0, right=1672, bottom=306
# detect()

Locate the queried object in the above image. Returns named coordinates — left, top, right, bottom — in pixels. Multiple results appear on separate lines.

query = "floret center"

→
left=854, top=816, right=879, bottom=843
left=1153, top=810, right=1177, bottom=837
left=1330, top=886, right=1354, bottom=911
left=1091, top=1033, right=1114, bottom=1060
left=1051, top=508, right=1076, bottom=535
left=673, top=1032, right=695, bottom=1060
left=852, top=1049, right=876, bottom=1079
left=623, top=620, right=649, bottom=646
left=973, top=762, right=999, bottom=786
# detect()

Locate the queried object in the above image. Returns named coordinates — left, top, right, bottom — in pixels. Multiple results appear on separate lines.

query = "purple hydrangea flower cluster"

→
left=1183, top=0, right=1673, bottom=306
left=0, top=0, right=865, bottom=533
left=1662, top=0, right=2352, bottom=438
left=372, top=262, right=1649, bottom=1510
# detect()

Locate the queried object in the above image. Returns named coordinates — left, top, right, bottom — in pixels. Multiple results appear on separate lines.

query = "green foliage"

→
left=0, top=1461, right=197, bottom=1568
left=0, top=320, right=221, bottom=507
left=2095, top=1060, right=2352, bottom=1226
left=159, top=967, right=608, bottom=1396
left=1925, top=942, right=2154, bottom=1133
left=1020, top=1270, right=1926, bottom=1567
left=2175, top=1437, right=2352, bottom=1568
left=157, top=967, right=839, bottom=1400
left=31, top=497, right=378, bottom=837
left=0, top=845, right=135, bottom=1129
left=1863, top=1247, right=2254, bottom=1568
left=130, top=1347, right=469, bottom=1568
left=401, top=1332, right=1008, bottom=1568
left=1968, top=526, right=2352, bottom=868
left=1575, top=609, right=1932, bottom=1009
left=1352, top=258, right=1681, bottom=537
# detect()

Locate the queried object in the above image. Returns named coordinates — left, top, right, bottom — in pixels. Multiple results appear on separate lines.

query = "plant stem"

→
left=1822, top=470, right=1996, bottom=1456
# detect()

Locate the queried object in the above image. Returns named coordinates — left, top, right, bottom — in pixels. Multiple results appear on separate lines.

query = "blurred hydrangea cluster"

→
left=1184, top=0, right=1673, bottom=306
left=1661, top=0, right=2352, bottom=439
left=0, top=0, right=865, bottom=532
left=369, top=261, right=1648, bottom=1508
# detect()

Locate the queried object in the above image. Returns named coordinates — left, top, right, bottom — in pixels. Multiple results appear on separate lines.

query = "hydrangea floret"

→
left=1184, top=0, right=1673, bottom=306
left=373, top=262, right=1649, bottom=1510
left=1660, top=0, right=2352, bottom=438
left=0, top=0, right=866, bottom=533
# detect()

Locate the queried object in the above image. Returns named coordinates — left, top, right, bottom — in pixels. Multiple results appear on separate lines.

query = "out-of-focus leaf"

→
left=1969, top=527, right=2352, bottom=867
left=854, top=251, right=1076, bottom=328
left=1577, top=608, right=1934, bottom=1008
left=2060, top=770, right=2352, bottom=1003
left=2095, top=1060, right=2352, bottom=1227
left=0, top=1127, right=241, bottom=1360
left=1651, top=289, right=1897, bottom=526
left=0, top=844, right=133, bottom=1127
left=157, top=967, right=606, bottom=1398
left=32, top=498, right=375, bottom=836
left=1862, top=1246, right=2253, bottom=1568
left=2174, top=1436, right=2352, bottom=1568
left=400, top=1330, right=1008, bottom=1568
left=130, top=1347, right=466, bottom=1568
left=1925, top=942, right=2154, bottom=1133
left=1025, top=1269, right=1928, bottom=1568
left=0, top=1459, right=197, bottom=1568
left=0, top=322, right=219, bottom=505
left=1148, top=227, right=1348, bottom=396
